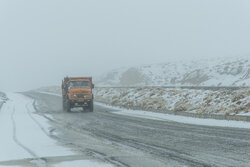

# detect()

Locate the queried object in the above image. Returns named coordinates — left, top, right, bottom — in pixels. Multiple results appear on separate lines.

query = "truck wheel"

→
left=89, top=100, right=94, bottom=112
left=66, top=105, right=71, bottom=112
left=62, top=99, right=66, bottom=111
left=66, top=100, right=71, bottom=112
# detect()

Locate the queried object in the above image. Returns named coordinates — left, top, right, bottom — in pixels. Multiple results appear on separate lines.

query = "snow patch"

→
left=0, top=166, right=22, bottom=167
left=96, top=102, right=250, bottom=129
left=53, top=160, right=114, bottom=167
left=95, top=87, right=250, bottom=116
left=0, top=93, right=73, bottom=162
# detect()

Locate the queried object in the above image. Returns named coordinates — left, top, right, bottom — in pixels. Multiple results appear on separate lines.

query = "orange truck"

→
left=62, top=77, right=95, bottom=112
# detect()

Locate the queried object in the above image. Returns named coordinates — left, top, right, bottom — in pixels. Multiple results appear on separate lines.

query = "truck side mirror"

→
left=92, top=84, right=95, bottom=89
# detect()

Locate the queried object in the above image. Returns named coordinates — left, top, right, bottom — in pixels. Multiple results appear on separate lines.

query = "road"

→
left=1, top=92, right=250, bottom=167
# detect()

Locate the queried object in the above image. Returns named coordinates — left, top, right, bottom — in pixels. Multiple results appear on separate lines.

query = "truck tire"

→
left=66, top=100, right=71, bottom=112
left=89, top=100, right=94, bottom=112
left=62, top=98, right=66, bottom=111
left=66, top=105, right=71, bottom=112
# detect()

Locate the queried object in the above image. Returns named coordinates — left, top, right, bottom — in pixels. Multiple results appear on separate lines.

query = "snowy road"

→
left=1, top=92, right=250, bottom=167
left=0, top=93, right=114, bottom=167
left=21, top=92, right=250, bottom=167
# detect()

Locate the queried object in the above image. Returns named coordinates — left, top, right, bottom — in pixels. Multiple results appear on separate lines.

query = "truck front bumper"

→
left=69, top=98, right=92, bottom=107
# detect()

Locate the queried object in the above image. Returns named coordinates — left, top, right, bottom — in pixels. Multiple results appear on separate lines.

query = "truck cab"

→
left=62, top=77, right=94, bottom=112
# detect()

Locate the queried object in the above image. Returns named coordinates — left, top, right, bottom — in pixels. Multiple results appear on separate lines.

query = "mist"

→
left=1, top=0, right=250, bottom=91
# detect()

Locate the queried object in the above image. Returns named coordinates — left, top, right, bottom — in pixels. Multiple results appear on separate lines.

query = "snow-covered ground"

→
left=95, top=55, right=250, bottom=87
left=95, top=87, right=250, bottom=116
left=0, top=93, right=114, bottom=167
left=53, top=160, right=113, bottom=167
left=96, top=102, right=250, bottom=129
left=0, top=93, right=72, bottom=162
left=37, top=86, right=61, bottom=95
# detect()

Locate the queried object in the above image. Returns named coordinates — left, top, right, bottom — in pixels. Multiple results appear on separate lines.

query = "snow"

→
left=53, top=160, right=114, bottom=167
left=238, top=112, right=250, bottom=116
left=96, top=102, right=250, bottom=129
left=36, top=86, right=61, bottom=95
left=0, top=93, right=73, bottom=162
left=0, top=166, right=21, bottom=167
left=95, top=55, right=250, bottom=87
left=0, top=92, right=117, bottom=167
left=37, top=90, right=250, bottom=129
left=36, top=91, right=61, bottom=97
left=95, top=87, right=250, bottom=115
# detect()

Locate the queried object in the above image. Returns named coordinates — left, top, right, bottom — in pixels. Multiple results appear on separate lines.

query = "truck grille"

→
left=77, top=94, right=85, bottom=98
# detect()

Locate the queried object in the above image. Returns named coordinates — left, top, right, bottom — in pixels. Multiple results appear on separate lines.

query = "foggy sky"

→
left=1, top=0, right=250, bottom=91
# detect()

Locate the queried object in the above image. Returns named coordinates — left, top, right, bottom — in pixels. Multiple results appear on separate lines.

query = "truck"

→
left=62, top=77, right=95, bottom=112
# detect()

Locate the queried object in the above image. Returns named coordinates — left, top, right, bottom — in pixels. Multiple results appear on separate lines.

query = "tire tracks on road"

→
left=26, top=92, right=250, bottom=167
left=26, top=102, right=51, bottom=137
left=10, top=101, right=48, bottom=167
left=30, top=99, right=131, bottom=167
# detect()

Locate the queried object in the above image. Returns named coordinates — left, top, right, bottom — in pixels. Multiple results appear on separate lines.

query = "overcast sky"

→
left=0, top=0, right=250, bottom=91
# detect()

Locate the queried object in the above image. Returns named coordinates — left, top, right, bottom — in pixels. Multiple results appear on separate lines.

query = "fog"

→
left=1, top=0, right=250, bottom=91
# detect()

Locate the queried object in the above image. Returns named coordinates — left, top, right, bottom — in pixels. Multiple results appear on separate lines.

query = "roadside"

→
left=35, top=86, right=250, bottom=122
left=0, top=92, right=114, bottom=167
left=34, top=90, right=250, bottom=130
left=94, top=87, right=250, bottom=122
left=25, top=91, right=250, bottom=167
left=96, top=102, right=250, bottom=129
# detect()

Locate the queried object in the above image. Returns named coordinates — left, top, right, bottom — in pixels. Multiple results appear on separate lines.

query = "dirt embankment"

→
left=94, top=87, right=250, bottom=117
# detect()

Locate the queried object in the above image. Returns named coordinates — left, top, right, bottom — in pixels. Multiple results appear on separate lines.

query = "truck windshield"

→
left=69, top=81, right=90, bottom=88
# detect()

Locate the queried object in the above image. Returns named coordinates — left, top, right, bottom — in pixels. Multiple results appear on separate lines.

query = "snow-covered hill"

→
left=96, top=56, right=250, bottom=87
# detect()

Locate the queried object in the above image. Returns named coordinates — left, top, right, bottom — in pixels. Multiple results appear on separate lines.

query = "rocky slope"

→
left=95, top=87, right=250, bottom=116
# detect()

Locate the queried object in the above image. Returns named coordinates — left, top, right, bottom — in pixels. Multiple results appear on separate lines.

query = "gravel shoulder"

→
left=23, top=91, right=250, bottom=167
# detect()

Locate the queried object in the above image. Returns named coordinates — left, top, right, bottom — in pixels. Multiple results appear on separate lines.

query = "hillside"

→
left=95, top=87, right=250, bottom=116
left=95, top=56, right=250, bottom=87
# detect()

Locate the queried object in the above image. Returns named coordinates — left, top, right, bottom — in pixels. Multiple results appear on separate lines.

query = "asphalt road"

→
left=24, top=92, right=250, bottom=167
